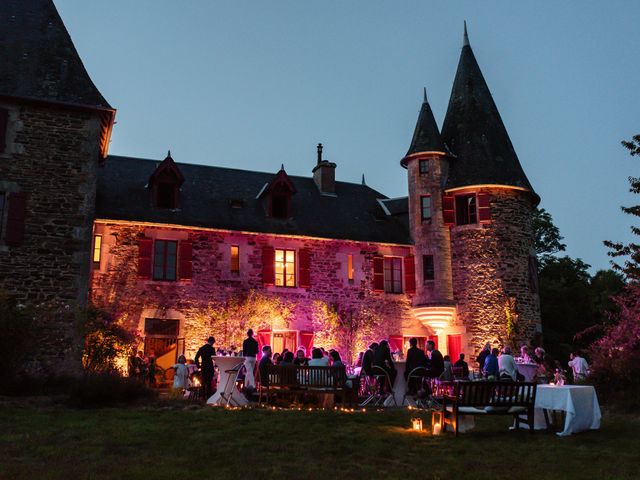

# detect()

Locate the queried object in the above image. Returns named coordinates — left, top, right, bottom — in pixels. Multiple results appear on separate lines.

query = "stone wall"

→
left=450, top=187, right=541, bottom=360
left=0, top=99, right=103, bottom=374
left=91, top=222, right=424, bottom=361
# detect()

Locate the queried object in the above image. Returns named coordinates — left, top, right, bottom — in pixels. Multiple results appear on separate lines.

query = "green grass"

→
left=1, top=400, right=639, bottom=480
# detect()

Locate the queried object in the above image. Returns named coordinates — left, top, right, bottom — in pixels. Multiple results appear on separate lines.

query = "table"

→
left=383, top=362, right=409, bottom=407
left=206, top=356, right=248, bottom=407
left=522, top=384, right=601, bottom=436
left=517, top=363, right=539, bottom=382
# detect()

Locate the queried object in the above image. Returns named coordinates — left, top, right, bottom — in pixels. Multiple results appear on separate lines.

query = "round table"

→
left=516, top=362, right=539, bottom=382
left=206, top=356, right=248, bottom=406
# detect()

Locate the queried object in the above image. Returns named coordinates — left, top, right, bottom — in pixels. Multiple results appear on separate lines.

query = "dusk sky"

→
left=55, top=0, right=640, bottom=273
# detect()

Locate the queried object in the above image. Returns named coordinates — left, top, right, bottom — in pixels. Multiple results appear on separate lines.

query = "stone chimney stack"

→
left=312, top=143, right=337, bottom=194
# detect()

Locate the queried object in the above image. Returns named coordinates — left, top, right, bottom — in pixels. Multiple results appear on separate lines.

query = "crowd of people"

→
left=130, top=329, right=592, bottom=400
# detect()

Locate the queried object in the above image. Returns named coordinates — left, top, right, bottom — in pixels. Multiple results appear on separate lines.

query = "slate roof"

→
left=97, top=156, right=411, bottom=245
left=441, top=30, right=537, bottom=198
left=404, top=89, right=446, bottom=158
left=0, top=0, right=110, bottom=109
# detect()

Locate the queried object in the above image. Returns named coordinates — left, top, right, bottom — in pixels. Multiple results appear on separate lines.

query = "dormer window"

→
left=148, top=151, right=184, bottom=209
left=263, top=166, right=296, bottom=219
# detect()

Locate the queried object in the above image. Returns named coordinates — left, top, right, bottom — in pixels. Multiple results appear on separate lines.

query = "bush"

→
left=66, top=373, right=156, bottom=408
left=0, top=290, right=34, bottom=381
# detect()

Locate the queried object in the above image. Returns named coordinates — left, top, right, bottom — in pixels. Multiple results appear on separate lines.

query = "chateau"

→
left=0, top=1, right=541, bottom=375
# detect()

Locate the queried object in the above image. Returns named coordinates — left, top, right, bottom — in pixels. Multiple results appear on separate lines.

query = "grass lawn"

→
left=1, top=400, right=639, bottom=480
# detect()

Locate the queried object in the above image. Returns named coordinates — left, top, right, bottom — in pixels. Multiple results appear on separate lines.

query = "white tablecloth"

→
left=517, top=363, right=539, bottom=382
left=528, top=385, right=601, bottom=436
left=207, top=356, right=248, bottom=406
left=383, top=362, right=410, bottom=407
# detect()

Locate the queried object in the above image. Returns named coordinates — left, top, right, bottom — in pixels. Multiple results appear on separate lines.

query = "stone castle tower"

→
left=0, top=0, right=115, bottom=374
left=402, top=25, right=541, bottom=359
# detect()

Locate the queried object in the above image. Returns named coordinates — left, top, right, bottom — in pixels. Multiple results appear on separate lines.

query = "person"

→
left=272, top=352, right=281, bottom=365
left=258, top=345, right=273, bottom=387
left=439, top=355, right=454, bottom=381
left=483, top=348, right=500, bottom=379
left=280, top=351, right=294, bottom=365
left=498, top=346, right=520, bottom=381
left=453, top=353, right=469, bottom=379
left=242, top=329, right=259, bottom=390
left=355, top=351, right=364, bottom=368
left=403, top=338, right=427, bottom=394
left=361, top=342, right=378, bottom=377
left=477, top=343, right=491, bottom=371
left=520, top=345, right=532, bottom=363
left=309, top=348, right=329, bottom=366
left=146, top=350, right=157, bottom=387
left=129, top=350, right=146, bottom=380
left=195, top=336, right=216, bottom=400
left=329, top=350, right=345, bottom=368
left=568, top=352, right=589, bottom=382
left=425, top=340, right=444, bottom=378
left=373, top=340, right=397, bottom=387
left=171, top=355, right=189, bottom=397
left=293, top=349, right=309, bottom=366
left=533, top=347, right=546, bottom=365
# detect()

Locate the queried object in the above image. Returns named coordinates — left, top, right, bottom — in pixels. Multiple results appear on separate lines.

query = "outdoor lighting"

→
left=411, top=417, right=423, bottom=432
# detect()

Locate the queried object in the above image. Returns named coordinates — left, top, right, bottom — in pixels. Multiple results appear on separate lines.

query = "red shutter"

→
left=373, top=256, right=384, bottom=291
left=0, top=108, right=8, bottom=153
left=178, top=240, right=193, bottom=279
left=298, top=248, right=311, bottom=288
left=403, top=255, right=416, bottom=294
left=138, top=238, right=153, bottom=278
left=262, top=246, right=275, bottom=285
left=478, top=193, right=491, bottom=223
left=299, top=331, right=314, bottom=356
left=447, top=334, right=462, bottom=361
left=5, top=192, right=27, bottom=246
left=389, top=335, right=404, bottom=353
left=257, top=329, right=272, bottom=359
left=442, top=194, right=455, bottom=226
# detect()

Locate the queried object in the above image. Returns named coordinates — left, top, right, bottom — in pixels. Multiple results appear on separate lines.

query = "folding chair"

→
left=372, top=365, right=397, bottom=407
left=221, top=363, right=244, bottom=406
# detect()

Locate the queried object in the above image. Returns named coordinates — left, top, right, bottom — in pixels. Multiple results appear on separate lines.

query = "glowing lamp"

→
left=411, top=417, right=423, bottom=432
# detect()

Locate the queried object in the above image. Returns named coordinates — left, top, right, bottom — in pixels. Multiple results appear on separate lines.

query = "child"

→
left=172, top=355, right=189, bottom=397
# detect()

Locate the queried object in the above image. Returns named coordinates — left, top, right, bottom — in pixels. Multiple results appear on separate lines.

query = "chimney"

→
left=312, top=143, right=337, bottom=194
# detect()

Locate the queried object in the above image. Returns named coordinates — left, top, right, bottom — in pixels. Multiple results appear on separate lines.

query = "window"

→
left=383, top=257, right=402, bottom=293
left=347, top=254, right=354, bottom=283
left=455, top=194, right=477, bottom=226
left=0, top=192, right=5, bottom=238
left=419, top=159, right=428, bottom=175
left=420, top=195, right=431, bottom=222
left=230, top=245, right=240, bottom=273
left=423, top=254, right=434, bottom=282
left=153, top=240, right=177, bottom=281
left=157, top=182, right=177, bottom=209
left=93, top=235, right=102, bottom=266
left=275, top=249, right=295, bottom=287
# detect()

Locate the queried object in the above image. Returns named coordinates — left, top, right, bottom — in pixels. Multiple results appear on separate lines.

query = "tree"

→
left=533, top=207, right=566, bottom=267
left=604, top=134, right=640, bottom=282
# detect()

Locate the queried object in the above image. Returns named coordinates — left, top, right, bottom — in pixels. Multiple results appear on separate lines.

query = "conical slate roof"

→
left=441, top=27, right=536, bottom=196
left=0, top=0, right=110, bottom=109
left=405, top=88, right=446, bottom=158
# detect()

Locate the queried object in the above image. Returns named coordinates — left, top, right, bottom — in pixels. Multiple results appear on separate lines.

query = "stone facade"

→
left=0, top=99, right=104, bottom=374
left=91, top=221, right=430, bottom=362
left=449, top=187, right=541, bottom=359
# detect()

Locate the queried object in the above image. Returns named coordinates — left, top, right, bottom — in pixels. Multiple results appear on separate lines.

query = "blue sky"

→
left=55, top=0, right=640, bottom=272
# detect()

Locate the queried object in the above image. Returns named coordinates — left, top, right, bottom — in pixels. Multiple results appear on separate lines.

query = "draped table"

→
left=206, top=356, right=248, bottom=407
left=520, top=384, right=601, bottom=436
left=516, top=362, right=539, bottom=382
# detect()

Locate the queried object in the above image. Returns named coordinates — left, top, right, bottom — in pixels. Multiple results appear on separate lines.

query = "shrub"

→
left=66, top=373, right=156, bottom=408
left=0, top=290, right=34, bottom=382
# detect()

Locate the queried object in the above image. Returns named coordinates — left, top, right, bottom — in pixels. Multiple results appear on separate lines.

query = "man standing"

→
left=425, top=340, right=444, bottom=378
left=453, top=353, right=470, bottom=379
left=568, top=352, right=589, bottom=382
left=195, top=336, right=216, bottom=400
left=242, top=329, right=259, bottom=390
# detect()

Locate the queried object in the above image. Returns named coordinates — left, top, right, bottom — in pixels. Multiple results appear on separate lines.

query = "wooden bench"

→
left=258, top=364, right=351, bottom=406
left=441, top=381, right=537, bottom=436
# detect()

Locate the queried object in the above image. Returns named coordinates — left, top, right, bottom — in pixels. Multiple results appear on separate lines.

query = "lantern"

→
left=411, top=417, right=423, bottom=432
